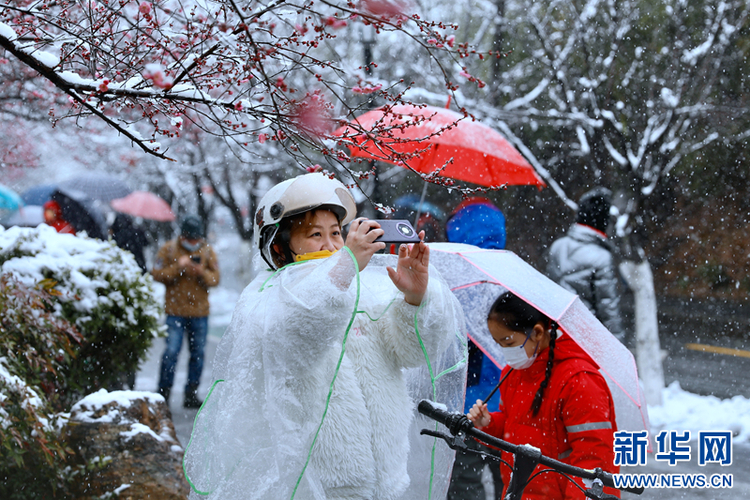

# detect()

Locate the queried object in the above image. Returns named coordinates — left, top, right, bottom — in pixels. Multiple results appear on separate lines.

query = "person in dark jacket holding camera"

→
left=152, top=214, right=220, bottom=408
left=546, top=188, right=625, bottom=343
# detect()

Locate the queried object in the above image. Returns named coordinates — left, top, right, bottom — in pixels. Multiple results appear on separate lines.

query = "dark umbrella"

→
left=393, top=194, right=446, bottom=221
left=58, top=173, right=132, bottom=202
left=50, top=189, right=108, bottom=240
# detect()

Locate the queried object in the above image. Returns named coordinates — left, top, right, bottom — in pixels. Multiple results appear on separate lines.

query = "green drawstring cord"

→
left=184, top=252, right=360, bottom=497
left=411, top=298, right=442, bottom=499
left=290, top=246, right=360, bottom=499
left=259, top=259, right=309, bottom=291
left=289, top=270, right=468, bottom=500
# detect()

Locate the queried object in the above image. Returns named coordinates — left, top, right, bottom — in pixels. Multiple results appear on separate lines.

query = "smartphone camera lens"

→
left=396, top=222, right=414, bottom=237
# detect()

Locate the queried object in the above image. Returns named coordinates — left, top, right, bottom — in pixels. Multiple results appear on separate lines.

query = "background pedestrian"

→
left=152, top=214, right=220, bottom=408
left=545, top=187, right=626, bottom=343
left=445, top=196, right=506, bottom=500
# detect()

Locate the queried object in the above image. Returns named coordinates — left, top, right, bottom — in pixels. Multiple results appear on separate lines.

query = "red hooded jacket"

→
left=480, top=333, right=620, bottom=499
left=43, top=200, right=75, bottom=234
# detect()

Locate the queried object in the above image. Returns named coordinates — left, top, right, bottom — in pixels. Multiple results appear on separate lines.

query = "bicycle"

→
left=418, top=399, right=644, bottom=500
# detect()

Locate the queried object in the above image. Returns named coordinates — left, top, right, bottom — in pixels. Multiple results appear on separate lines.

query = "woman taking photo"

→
left=184, top=172, right=465, bottom=500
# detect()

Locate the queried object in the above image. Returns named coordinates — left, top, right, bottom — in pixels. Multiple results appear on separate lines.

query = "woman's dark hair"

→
left=488, top=291, right=559, bottom=417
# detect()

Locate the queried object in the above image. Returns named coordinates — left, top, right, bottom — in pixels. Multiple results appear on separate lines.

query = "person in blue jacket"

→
left=446, top=197, right=506, bottom=500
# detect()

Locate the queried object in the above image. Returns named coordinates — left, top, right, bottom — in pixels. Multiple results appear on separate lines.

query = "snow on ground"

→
left=649, top=381, right=750, bottom=442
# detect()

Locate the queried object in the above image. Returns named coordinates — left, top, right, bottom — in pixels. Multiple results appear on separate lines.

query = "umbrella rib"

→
left=450, top=280, right=502, bottom=292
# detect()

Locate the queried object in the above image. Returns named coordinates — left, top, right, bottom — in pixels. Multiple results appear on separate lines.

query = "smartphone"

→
left=371, top=219, right=421, bottom=244
left=190, top=255, right=201, bottom=264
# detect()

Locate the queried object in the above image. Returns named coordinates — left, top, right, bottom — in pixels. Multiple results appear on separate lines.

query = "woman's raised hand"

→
left=386, top=230, right=429, bottom=306
left=345, top=218, right=386, bottom=271
left=467, top=400, right=492, bottom=429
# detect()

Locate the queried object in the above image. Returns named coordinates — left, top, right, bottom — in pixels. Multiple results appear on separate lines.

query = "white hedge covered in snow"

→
left=0, top=224, right=161, bottom=328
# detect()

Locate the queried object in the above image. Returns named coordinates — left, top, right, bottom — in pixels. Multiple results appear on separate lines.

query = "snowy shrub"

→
left=0, top=276, right=81, bottom=499
left=0, top=225, right=164, bottom=406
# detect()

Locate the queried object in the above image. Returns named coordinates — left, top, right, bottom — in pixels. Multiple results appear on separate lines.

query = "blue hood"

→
left=446, top=203, right=506, bottom=249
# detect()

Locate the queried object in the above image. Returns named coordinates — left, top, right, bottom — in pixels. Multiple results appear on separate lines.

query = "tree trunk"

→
left=619, top=258, right=665, bottom=406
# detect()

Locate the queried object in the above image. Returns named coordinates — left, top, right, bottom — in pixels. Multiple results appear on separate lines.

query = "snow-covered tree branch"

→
left=0, top=0, right=484, bottom=180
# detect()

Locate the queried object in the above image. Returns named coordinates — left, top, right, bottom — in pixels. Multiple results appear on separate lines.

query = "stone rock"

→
left=64, top=389, right=189, bottom=500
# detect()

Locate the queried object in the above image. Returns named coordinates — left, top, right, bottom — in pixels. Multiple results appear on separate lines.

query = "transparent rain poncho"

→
left=184, top=248, right=467, bottom=500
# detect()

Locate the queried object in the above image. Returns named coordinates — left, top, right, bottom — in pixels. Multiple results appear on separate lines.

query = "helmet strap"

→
left=276, top=227, right=295, bottom=266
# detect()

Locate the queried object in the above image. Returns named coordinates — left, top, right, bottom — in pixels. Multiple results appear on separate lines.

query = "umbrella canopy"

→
left=0, top=184, right=24, bottom=215
left=428, top=242, right=649, bottom=434
left=335, top=104, right=545, bottom=188
left=21, top=184, right=57, bottom=206
left=50, top=189, right=108, bottom=240
left=394, top=193, right=446, bottom=221
left=111, top=191, right=175, bottom=222
left=58, top=173, right=132, bottom=202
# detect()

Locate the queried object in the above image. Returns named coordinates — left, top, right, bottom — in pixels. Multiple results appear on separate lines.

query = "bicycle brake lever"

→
left=420, top=429, right=469, bottom=451
left=583, top=479, right=620, bottom=500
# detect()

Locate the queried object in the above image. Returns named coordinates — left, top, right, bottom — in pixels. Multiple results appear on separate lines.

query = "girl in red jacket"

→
left=468, top=291, right=620, bottom=499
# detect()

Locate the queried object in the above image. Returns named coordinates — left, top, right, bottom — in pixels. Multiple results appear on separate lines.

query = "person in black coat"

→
left=111, top=213, right=149, bottom=272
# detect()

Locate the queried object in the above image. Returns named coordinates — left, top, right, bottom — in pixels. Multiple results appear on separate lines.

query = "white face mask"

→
left=501, top=336, right=538, bottom=370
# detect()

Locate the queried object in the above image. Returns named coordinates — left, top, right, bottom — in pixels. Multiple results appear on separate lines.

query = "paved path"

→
left=134, top=329, right=222, bottom=448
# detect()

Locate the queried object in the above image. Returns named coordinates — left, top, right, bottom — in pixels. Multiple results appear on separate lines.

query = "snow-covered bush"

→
left=0, top=225, right=164, bottom=406
left=0, top=275, right=81, bottom=499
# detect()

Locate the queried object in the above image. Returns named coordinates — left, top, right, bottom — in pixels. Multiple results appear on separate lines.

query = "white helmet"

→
left=254, top=172, right=357, bottom=269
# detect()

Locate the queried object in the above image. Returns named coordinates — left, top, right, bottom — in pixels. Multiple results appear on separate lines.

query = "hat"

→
left=576, top=187, right=612, bottom=232
left=180, top=214, right=205, bottom=239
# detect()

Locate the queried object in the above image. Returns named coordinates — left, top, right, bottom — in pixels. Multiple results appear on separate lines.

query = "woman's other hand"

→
left=467, top=399, right=492, bottom=429
left=387, top=230, right=428, bottom=306
left=345, top=218, right=386, bottom=271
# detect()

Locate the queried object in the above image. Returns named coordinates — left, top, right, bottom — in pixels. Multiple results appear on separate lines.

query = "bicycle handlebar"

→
left=417, top=400, right=644, bottom=496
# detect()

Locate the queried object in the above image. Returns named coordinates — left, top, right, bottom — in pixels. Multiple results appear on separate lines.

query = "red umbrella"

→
left=110, top=191, right=175, bottom=222
left=334, top=104, right=545, bottom=188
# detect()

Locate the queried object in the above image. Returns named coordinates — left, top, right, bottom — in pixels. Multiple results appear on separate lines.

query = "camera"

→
left=190, top=255, right=201, bottom=264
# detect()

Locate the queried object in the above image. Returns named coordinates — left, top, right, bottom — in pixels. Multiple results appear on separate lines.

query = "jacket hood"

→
left=568, top=223, right=612, bottom=251
left=446, top=199, right=506, bottom=249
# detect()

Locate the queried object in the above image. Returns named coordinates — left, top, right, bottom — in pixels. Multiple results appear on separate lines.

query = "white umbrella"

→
left=429, top=242, right=650, bottom=434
